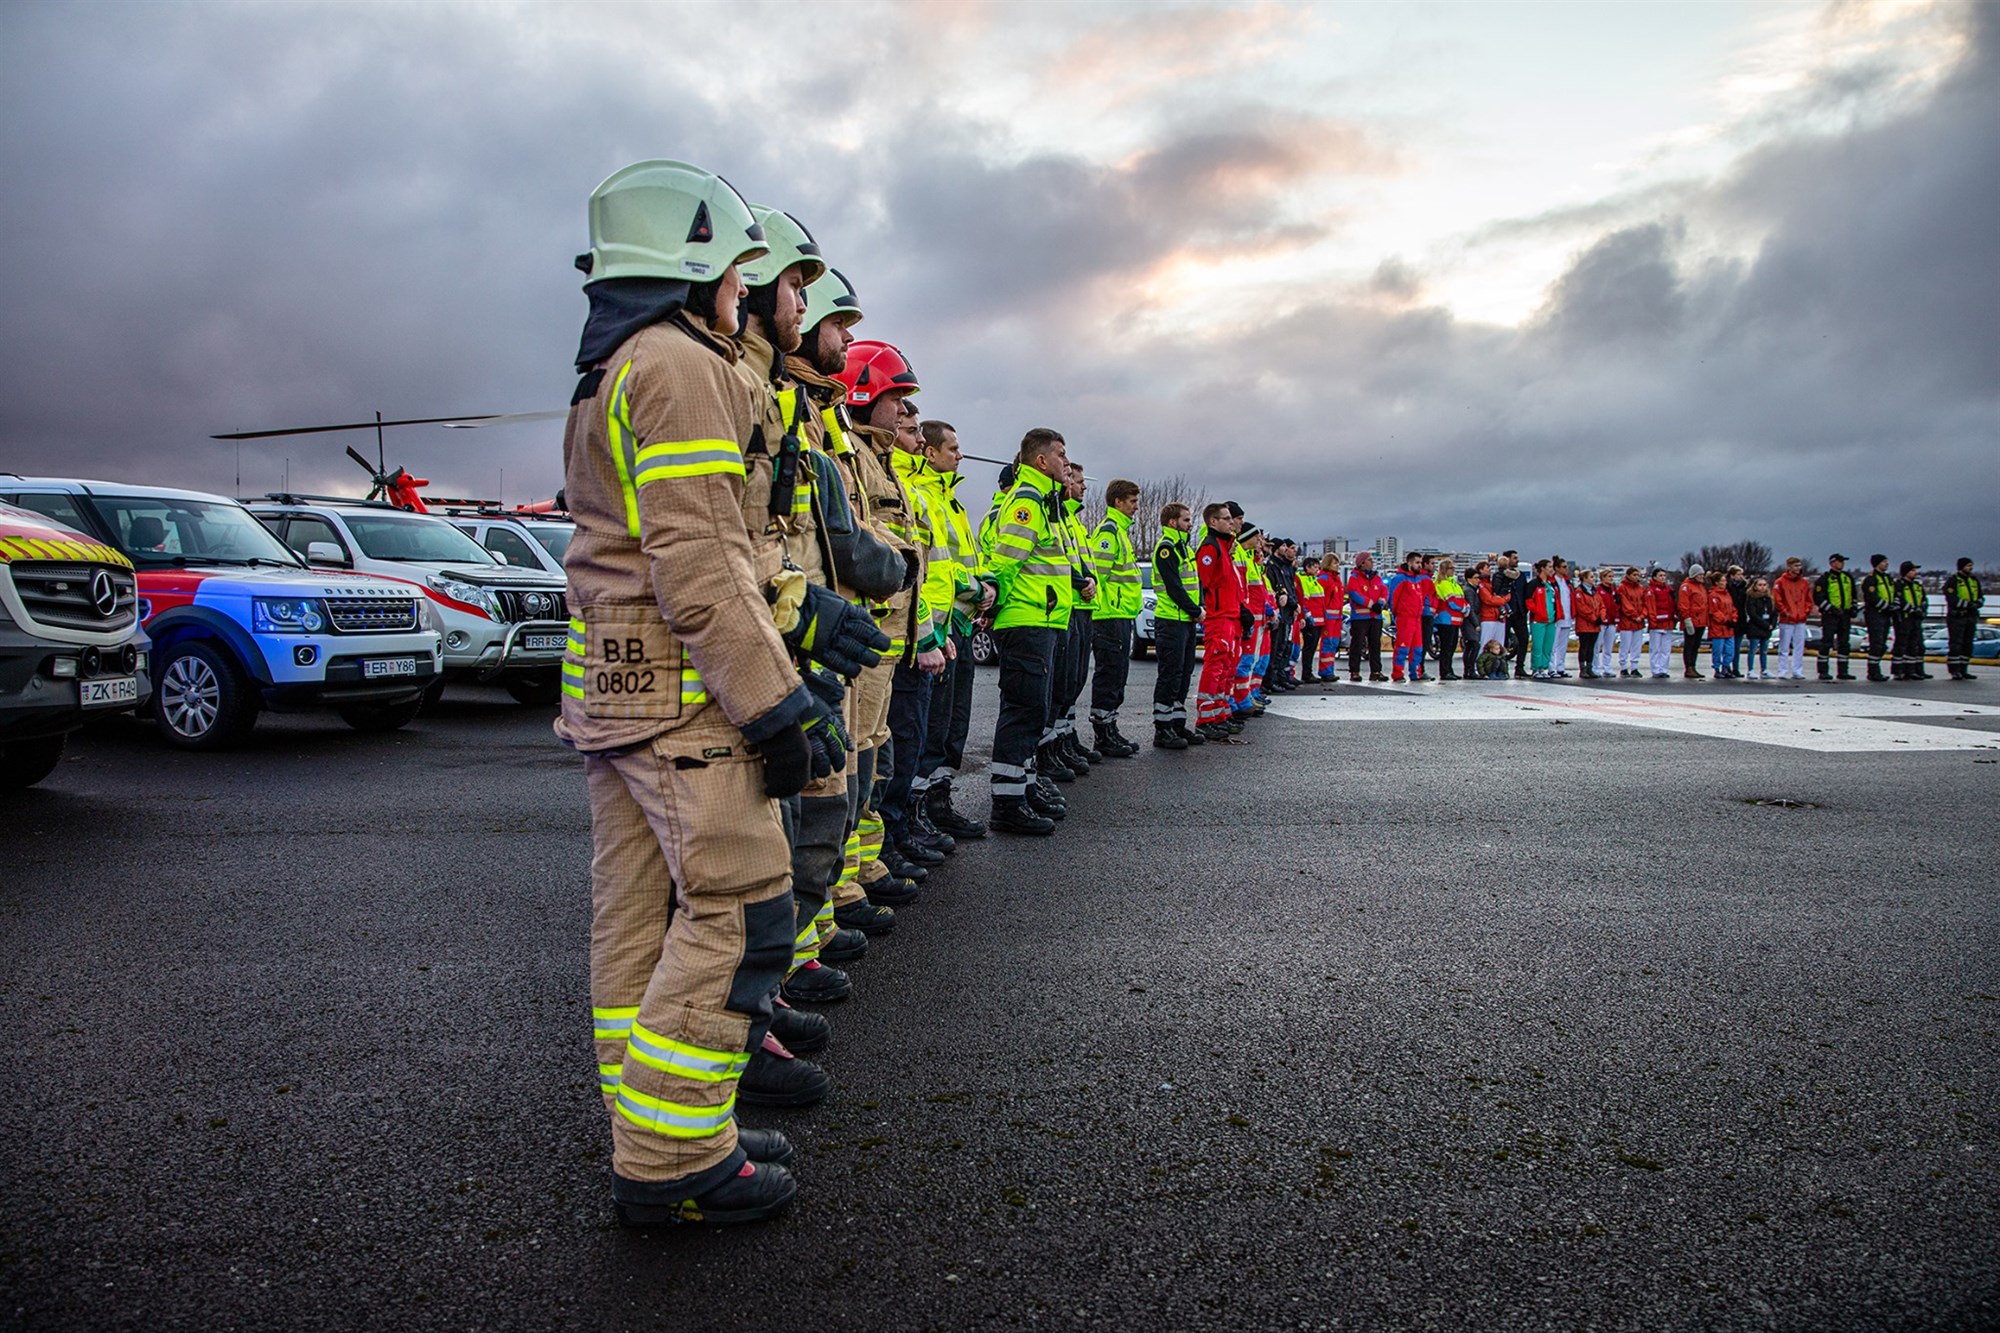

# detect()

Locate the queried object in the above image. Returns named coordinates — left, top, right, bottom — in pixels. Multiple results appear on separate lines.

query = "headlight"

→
left=252, top=597, right=327, bottom=634
left=426, top=574, right=498, bottom=617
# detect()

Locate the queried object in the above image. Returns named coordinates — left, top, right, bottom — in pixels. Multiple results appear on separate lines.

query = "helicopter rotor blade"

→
left=437, top=410, right=568, bottom=429
left=344, top=445, right=379, bottom=475
left=212, top=413, right=522, bottom=441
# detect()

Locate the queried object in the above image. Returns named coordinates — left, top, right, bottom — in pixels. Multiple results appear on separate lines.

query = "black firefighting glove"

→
left=755, top=724, right=814, bottom=798
left=801, top=670, right=850, bottom=777
left=1239, top=609, right=1255, bottom=636
left=784, top=581, right=891, bottom=677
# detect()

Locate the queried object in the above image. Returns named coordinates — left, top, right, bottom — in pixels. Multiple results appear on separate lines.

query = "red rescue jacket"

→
left=1574, top=584, right=1604, bottom=632
left=1197, top=533, right=1244, bottom=620
left=1706, top=585, right=1738, bottom=636
left=1773, top=571, right=1813, bottom=624
left=1677, top=578, right=1708, bottom=629
left=1647, top=584, right=1676, bottom=630
left=1616, top=579, right=1648, bottom=631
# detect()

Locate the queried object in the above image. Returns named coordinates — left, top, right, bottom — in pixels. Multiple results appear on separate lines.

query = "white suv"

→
left=249, top=497, right=568, bottom=705
left=440, top=510, right=573, bottom=578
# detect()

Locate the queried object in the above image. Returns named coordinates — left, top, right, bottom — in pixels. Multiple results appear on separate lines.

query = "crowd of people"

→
left=1238, top=549, right=1987, bottom=687
left=550, top=160, right=1988, bottom=1233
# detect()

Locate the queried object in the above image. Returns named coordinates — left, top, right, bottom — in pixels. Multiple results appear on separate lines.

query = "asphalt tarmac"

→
left=3, top=663, right=1996, bottom=1331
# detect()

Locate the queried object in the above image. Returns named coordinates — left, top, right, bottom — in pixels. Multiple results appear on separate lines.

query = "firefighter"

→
left=779, top=268, right=913, bottom=1004
left=1087, top=478, right=1144, bottom=757
left=1812, top=553, right=1857, bottom=680
left=562, top=162, right=881, bottom=1226
left=984, top=428, right=1073, bottom=833
left=1862, top=554, right=1896, bottom=682
left=729, top=204, right=861, bottom=1095
left=904, top=419, right=994, bottom=840
left=1892, top=561, right=1929, bottom=680
left=828, top=341, right=935, bottom=899
left=1150, top=501, right=1203, bottom=749
left=1195, top=503, right=1247, bottom=742
left=1945, top=557, right=1984, bottom=681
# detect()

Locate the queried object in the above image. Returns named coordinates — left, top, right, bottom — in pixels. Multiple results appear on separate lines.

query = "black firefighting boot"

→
left=865, top=874, right=920, bottom=906
left=738, top=1033, right=833, bottom=1108
left=1061, top=732, right=1095, bottom=772
left=889, top=834, right=943, bottom=869
left=1837, top=661, right=1854, bottom=680
left=833, top=899, right=896, bottom=935
left=1153, top=722, right=1188, bottom=750
left=1073, top=726, right=1104, bottom=764
left=989, top=796, right=1056, bottom=836
left=819, top=926, right=868, bottom=965
left=1868, top=661, right=1886, bottom=682
left=1028, top=777, right=1067, bottom=819
left=735, top=1127, right=797, bottom=1168
left=768, top=1002, right=831, bottom=1056
left=1038, top=741, right=1075, bottom=783
left=613, top=1159, right=798, bottom=1228
left=780, top=960, right=852, bottom=1005
left=1177, top=720, right=1207, bottom=745
left=910, top=798, right=956, bottom=855
left=925, top=781, right=987, bottom=840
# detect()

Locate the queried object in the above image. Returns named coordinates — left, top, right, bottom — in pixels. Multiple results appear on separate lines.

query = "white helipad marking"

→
left=1261, top=685, right=2000, bottom=753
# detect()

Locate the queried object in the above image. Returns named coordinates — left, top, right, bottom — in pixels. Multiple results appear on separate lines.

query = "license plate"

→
left=362, top=657, right=418, bottom=679
left=80, top=676, right=139, bottom=708
left=521, top=633, right=566, bottom=652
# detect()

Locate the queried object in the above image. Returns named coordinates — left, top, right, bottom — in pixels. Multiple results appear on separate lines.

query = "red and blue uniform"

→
left=1194, top=532, right=1244, bottom=727
left=1389, top=573, right=1435, bottom=680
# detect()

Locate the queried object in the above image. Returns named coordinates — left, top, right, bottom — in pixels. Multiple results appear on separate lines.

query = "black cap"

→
left=1900, top=560, right=1919, bottom=574
left=1871, top=553, right=1888, bottom=566
left=1223, top=500, right=1244, bottom=518
left=1828, top=553, right=1847, bottom=562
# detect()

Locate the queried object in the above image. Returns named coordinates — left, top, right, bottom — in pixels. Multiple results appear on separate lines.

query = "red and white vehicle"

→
left=0, top=479, right=441, bottom=749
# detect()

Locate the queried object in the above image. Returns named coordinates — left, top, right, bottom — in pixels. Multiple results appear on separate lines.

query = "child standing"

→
left=1740, top=577, right=1777, bottom=680
left=1706, top=571, right=1739, bottom=679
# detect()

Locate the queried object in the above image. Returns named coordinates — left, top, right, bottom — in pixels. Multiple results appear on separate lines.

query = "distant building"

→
left=1371, top=535, right=1402, bottom=564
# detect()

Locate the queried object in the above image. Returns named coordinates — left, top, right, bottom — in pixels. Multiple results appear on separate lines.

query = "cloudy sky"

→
left=2, top=0, right=1993, bottom=565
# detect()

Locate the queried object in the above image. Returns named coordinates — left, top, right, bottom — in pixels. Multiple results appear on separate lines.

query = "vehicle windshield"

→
left=345, top=513, right=499, bottom=564
left=520, top=522, right=573, bottom=562
left=94, top=495, right=304, bottom=568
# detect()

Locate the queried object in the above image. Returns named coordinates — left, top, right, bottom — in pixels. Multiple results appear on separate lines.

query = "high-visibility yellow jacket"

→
left=985, top=464, right=1071, bottom=630
left=891, top=448, right=966, bottom=653
left=1063, top=499, right=1096, bottom=613
left=1091, top=507, right=1141, bottom=621
left=1152, top=527, right=1199, bottom=623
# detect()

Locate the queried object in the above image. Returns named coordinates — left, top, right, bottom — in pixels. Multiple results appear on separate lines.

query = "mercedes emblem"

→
left=90, top=568, right=119, bottom=617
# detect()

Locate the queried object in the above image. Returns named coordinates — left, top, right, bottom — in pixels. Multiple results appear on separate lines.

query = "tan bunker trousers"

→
left=587, top=722, right=793, bottom=1188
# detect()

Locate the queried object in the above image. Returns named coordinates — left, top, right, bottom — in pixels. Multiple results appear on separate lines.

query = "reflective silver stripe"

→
left=614, top=1087, right=736, bottom=1138
left=1020, top=560, right=1070, bottom=577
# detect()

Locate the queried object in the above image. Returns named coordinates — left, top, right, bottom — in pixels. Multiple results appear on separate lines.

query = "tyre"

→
left=0, top=735, right=66, bottom=791
left=155, top=640, right=259, bottom=750
left=504, top=671, right=561, bottom=706
left=969, top=627, right=998, bottom=667
left=337, top=699, right=424, bottom=732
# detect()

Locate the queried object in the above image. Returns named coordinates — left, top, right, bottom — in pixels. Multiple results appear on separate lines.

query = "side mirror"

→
left=490, top=550, right=509, bottom=564
left=305, top=541, right=349, bottom=567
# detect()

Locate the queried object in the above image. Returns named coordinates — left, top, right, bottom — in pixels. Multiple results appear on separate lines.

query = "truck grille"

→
left=493, top=588, right=567, bottom=624
left=326, top=597, right=420, bottom=633
left=7, top=560, right=138, bottom=631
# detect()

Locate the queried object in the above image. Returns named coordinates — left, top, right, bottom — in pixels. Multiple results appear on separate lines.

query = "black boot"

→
left=1868, top=662, right=1886, bottom=682
left=910, top=799, right=955, bottom=855
left=738, top=1036, right=833, bottom=1107
left=819, top=926, right=867, bottom=965
left=865, top=875, right=920, bottom=906
left=1177, top=721, right=1206, bottom=745
left=1027, top=777, right=1067, bottom=819
left=892, top=835, right=944, bottom=868
left=768, top=1004, right=830, bottom=1056
left=1152, top=722, right=1189, bottom=750
left=881, top=842, right=932, bottom=878
left=925, top=782, right=987, bottom=840
left=1038, top=741, right=1075, bottom=782
left=612, top=1159, right=798, bottom=1228
left=736, top=1128, right=797, bottom=1168
left=989, top=796, right=1055, bottom=836
left=1818, top=662, right=1832, bottom=680
left=1095, top=722, right=1137, bottom=758
left=1063, top=731, right=1097, bottom=770
left=833, top=900, right=896, bottom=935
left=780, top=960, right=851, bottom=1005
left=1837, top=663, right=1854, bottom=680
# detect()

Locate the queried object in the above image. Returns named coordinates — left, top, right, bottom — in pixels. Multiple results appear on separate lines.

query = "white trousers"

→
left=1648, top=629, right=1675, bottom=676
left=1618, top=629, right=1644, bottom=671
left=1551, top=622, right=1573, bottom=673
left=1777, top=623, right=1807, bottom=678
left=1594, top=629, right=1616, bottom=674
left=1478, top=621, right=1507, bottom=657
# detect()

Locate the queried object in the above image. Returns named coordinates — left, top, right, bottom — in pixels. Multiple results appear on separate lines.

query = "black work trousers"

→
left=1271, top=608, right=1297, bottom=680
left=990, top=626, right=1055, bottom=799
left=1819, top=610, right=1853, bottom=669
left=1348, top=618, right=1384, bottom=678
left=1152, top=619, right=1197, bottom=725
left=1509, top=613, right=1529, bottom=672
left=1892, top=615, right=1924, bottom=676
left=919, top=628, right=975, bottom=785
left=880, top=664, right=933, bottom=847
left=1681, top=627, right=1706, bottom=673
left=1436, top=623, right=1461, bottom=676
left=1051, top=609, right=1091, bottom=729
left=1947, top=615, right=1976, bottom=673
left=1089, top=618, right=1134, bottom=722
left=1865, top=611, right=1893, bottom=668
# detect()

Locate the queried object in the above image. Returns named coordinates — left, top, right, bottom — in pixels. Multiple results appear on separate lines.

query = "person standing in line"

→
left=1345, top=550, right=1389, bottom=682
left=1432, top=558, right=1469, bottom=681
left=1678, top=563, right=1709, bottom=679
left=1148, top=501, right=1203, bottom=747
left=1814, top=553, right=1857, bottom=681
left=1475, top=562, right=1510, bottom=671
left=1525, top=558, right=1558, bottom=679
left=1460, top=562, right=1491, bottom=679
left=1706, top=570, right=1739, bottom=679
left=1861, top=553, right=1897, bottom=682
left=1574, top=567, right=1604, bottom=679
left=1594, top=570, right=1621, bottom=677
left=1772, top=556, right=1814, bottom=680
left=1944, top=557, right=1983, bottom=682
left=1726, top=565, right=1749, bottom=624
left=1496, top=551, right=1530, bottom=679
left=1892, top=561, right=1930, bottom=681
left=1645, top=569, right=1677, bottom=679
left=909, top=419, right=995, bottom=844
left=1317, top=558, right=1346, bottom=679
left=1265, top=537, right=1301, bottom=690
left=1194, top=503, right=1248, bottom=740
left=1740, top=576, right=1776, bottom=680
left=1389, top=554, right=1434, bottom=683
left=1294, top=555, right=1329, bottom=684
left=1615, top=567, right=1648, bottom=677
left=1548, top=557, right=1575, bottom=677
left=982, top=428, right=1072, bottom=835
